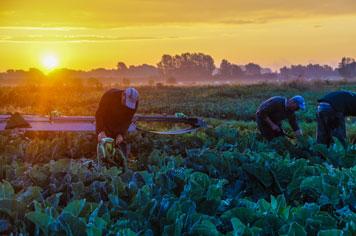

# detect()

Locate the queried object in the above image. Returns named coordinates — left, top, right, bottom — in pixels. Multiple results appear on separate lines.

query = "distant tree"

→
left=117, top=62, right=128, bottom=72
left=117, top=62, right=159, bottom=79
left=157, top=52, right=215, bottom=81
left=219, top=59, right=232, bottom=77
left=280, top=64, right=338, bottom=80
left=245, top=63, right=261, bottom=76
left=48, top=68, right=85, bottom=80
left=157, top=54, right=174, bottom=78
left=27, top=68, right=45, bottom=83
left=338, top=57, right=356, bottom=79
left=4, top=69, right=27, bottom=80
left=87, top=68, right=117, bottom=79
left=218, top=59, right=243, bottom=79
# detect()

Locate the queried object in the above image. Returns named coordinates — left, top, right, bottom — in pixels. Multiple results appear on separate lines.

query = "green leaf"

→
left=300, top=176, right=323, bottom=194
left=190, top=219, right=219, bottom=236
left=0, top=181, right=14, bottom=200
left=28, top=166, right=49, bottom=186
left=62, top=199, right=86, bottom=217
left=271, top=195, right=278, bottom=211
left=58, top=212, right=87, bottom=236
left=221, top=207, right=258, bottom=225
left=138, top=171, right=154, bottom=185
left=16, top=186, right=43, bottom=204
left=184, top=172, right=211, bottom=201
left=207, top=179, right=227, bottom=201
left=166, top=201, right=182, bottom=223
left=231, top=217, right=246, bottom=236
left=258, top=199, right=271, bottom=213
left=26, top=211, right=54, bottom=235
left=286, top=222, right=307, bottom=236
left=49, top=159, right=73, bottom=174
left=45, top=192, right=62, bottom=209
left=72, top=182, right=85, bottom=199
left=317, top=229, right=343, bottom=236
left=110, top=176, right=126, bottom=197
left=90, top=216, right=107, bottom=229
left=117, top=229, right=137, bottom=236
left=242, top=164, right=273, bottom=188
left=86, top=225, right=102, bottom=236
left=130, top=185, right=151, bottom=209
left=163, top=215, right=183, bottom=236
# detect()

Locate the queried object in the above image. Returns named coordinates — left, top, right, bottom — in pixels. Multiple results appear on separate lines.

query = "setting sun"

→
left=41, top=55, right=59, bottom=70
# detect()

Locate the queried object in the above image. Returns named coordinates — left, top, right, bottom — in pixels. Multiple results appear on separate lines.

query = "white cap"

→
left=124, top=88, right=139, bottom=109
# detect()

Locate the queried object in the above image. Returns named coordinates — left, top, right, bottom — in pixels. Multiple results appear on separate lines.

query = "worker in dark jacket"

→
left=256, top=95, right=305, bottom=140
left=316, top=90, right=356, bottom=147
left=96, top=88, right=139, bottom=145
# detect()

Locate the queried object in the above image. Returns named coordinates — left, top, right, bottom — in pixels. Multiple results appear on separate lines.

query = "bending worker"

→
left=316, top=90, right=356, bottom=147
left=256, top=95, right=305, bottom=140
left=96, top=87, right=139, bottom=145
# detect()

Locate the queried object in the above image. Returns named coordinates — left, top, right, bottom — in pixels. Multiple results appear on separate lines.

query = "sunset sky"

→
left=1, top=0, right=356, bottom=72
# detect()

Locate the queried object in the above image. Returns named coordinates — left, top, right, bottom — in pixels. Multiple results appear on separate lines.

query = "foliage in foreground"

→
left=0, top=83, right=355, bottom=235
left=0, top=122, right=355, bottom=235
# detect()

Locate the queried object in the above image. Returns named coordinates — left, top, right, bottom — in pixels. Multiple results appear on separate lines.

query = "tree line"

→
left=1, top=53, right=355, bottom=84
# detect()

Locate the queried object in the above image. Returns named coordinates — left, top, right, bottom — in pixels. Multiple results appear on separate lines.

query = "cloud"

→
left=219, top=19, right=268, bottom=25
left=0, top=26, right=88, bottom=31
left=0, top=35, right=157, bottom=42
left=0, top=0, right=355, bottom=28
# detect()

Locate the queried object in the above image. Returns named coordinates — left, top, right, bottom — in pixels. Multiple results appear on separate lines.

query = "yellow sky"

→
left=1, top=0, right=356, bottom=71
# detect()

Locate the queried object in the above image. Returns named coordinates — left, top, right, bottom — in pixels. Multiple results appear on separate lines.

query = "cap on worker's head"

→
left=291, top=95, right=306, bottom=111
left=124, top=87, right=139, bottom=109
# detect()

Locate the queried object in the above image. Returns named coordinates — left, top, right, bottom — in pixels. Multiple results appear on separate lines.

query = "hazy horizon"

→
left=0, top=54, right=348, bottom=74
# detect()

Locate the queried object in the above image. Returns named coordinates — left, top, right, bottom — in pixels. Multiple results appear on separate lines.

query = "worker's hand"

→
left=116, top=134, right=124, bottom=145
left=98, top=131, right=107, bottom=142
left=271, top=124, right=281, bottom=133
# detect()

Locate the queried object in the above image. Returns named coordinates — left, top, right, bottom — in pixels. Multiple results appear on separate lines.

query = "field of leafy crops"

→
left=0, top=81, right=355, bottom=235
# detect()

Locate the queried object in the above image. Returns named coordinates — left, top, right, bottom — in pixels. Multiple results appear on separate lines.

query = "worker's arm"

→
left=116, top=100, right=139, bottom=144
left=288, top=114, right=302, bottom=137
left=264, top=116, right=281, bottom=132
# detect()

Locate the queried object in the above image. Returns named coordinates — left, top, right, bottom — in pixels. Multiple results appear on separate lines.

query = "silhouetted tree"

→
left=245, top=63, right=262, bottom=76
left=157, top=52, right=215, bottom=81
left=338, top=57, right=356, bottom=79
left=117, top=62, right=128, bottom=72
left=280, top=64, right=338, bottom=80
left=217, top=59, right=243, bottom=79
left=27, top=68, right=45, bottom=83
left=117, top=62, right=158, bottom=79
